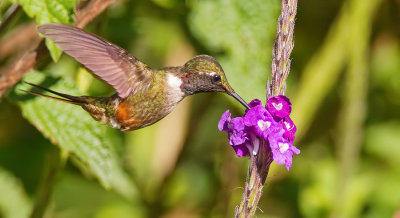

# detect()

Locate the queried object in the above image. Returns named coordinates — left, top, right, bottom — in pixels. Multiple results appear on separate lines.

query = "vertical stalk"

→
left=235, top=140, right=272, bottom=217
left=236, top=0, right=297, bottom=216
left=331, top=0, right=382, bottom=216
left=268, top=0, right=297, bottom=97
left=0, top=3, right=20, bottom=35
left=30, top=147, right=63, bottom=218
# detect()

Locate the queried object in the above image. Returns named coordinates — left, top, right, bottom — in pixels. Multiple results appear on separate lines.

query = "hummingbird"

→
left=25, top=23, right=249, bottom=131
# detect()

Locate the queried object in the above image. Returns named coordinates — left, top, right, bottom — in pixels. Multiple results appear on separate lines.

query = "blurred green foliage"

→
left=0, top=167, right=32, bottom=218
left=12, top=0, right=78, bottom=61
left=1, top=0, right=400, bottom=217
left=189, top=0, right=279, bottom=102
left=12, top=71, right=136, bottom=198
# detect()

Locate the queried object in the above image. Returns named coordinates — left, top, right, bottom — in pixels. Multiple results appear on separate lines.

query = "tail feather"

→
left=22, top=82, right=87, bottom=105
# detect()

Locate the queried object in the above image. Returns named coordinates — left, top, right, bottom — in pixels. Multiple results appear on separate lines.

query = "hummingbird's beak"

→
left=230, top=92, right=250, bottom=110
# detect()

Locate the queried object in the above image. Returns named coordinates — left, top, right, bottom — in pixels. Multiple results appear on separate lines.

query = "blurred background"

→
left=0, top=0, right=400, bottom=217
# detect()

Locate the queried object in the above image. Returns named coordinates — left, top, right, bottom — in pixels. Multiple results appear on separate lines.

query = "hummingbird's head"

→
left=180, top=55, right=250, bottom=109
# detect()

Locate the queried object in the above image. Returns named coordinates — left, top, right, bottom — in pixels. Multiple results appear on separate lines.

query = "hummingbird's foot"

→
left=119, top=126, right=130, bottom=131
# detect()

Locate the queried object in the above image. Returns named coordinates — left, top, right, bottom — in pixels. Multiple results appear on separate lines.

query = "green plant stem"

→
left=0, top=3, right=20, bottom=35
left=236, top=0, right=297, bottom=216
left=30, top=147, right=63, bottom=218
left=235, top=140, right=272, bottom=217
left=291, top=0, right=382, bottom=141
left=268, top=0, right=297, bottom=97
left=331, top=0, right=382, bottom=216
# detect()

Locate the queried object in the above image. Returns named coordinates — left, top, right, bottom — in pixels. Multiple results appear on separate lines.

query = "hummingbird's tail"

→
left=21, top=82, right=88, bottom=105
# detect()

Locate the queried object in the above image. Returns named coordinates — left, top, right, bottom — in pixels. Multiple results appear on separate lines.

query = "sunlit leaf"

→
left=370, top=40, right=400, bottom=97
left=0, top=167, right=32, bottom=218
left=12, top=0, right=79, bottom=61
left=366, top=170, right=400, bottom=217
left=189, top=0, right=279, bottom=103
left=163, top=164, right=215, bottom=208
left=13, top=71, right=137, bottom=199
left=365, top=122, right=400, bottom=166
left=151, top=0, right=178, bottom=8
left=50, top=172, right=145, bottom=218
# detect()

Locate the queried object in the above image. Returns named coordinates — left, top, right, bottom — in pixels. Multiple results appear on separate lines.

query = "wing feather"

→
left=38, top=23, right=152, bottom=98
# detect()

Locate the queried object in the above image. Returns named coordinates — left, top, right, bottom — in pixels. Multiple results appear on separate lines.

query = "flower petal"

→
left=285, top=152, right=293, bottom=170
left=248, top=99, right=262, bottom=108
left=218, top=97, right=299, bottom=166
left=290, top=145, right=301, bottom=155
left=233, top=144, right=250, bottom=157
left=267, top=131, right=299, bottom=170
left=218, top=110, right=231, bottom=132
left=244, top=105, right=269, bottom=127
left=282, top=116, right=297, bottom=143
left=267, top=95, right=292, bottom=119
left=229, top=117, right=248, bottom=145
left=231, top=117, right=245, bottom=131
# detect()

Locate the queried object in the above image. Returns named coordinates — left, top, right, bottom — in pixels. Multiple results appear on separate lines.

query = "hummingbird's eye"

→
left=212, top=74, right=221, bottom=82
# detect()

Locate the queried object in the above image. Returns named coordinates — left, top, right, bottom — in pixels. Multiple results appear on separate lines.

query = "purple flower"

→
left=267, top=95, right=292, bottom=120
left=230, top=117, right=248, bottom=145
left=268, top=130, right=300, bottom=170
left=229, top=117, right=250, bottom=157
left=218, top=110, right=250, bottom=157
left=248, top=99, right=262, bottom=108
left=218, top=96, right=299, bottom=170
left=281, top=116, right=297, bottom=143
left=233, top=142, right=250, bottom=157
left=243, top=104, right=278, bottom=140
left=218, top=110, right=231, bottom=132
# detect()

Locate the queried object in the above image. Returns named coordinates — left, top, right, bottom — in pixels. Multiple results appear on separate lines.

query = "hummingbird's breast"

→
left=111, top=71, right=185, bottom=131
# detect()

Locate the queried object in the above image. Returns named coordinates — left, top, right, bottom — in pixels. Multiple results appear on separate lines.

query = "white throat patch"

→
left=167, top=73, right=183, bottom=89
left=166, top=73, right=184, bottom=102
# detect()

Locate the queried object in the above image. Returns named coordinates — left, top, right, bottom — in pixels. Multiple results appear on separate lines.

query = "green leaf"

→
left=365, top=122, right=400, bottom=166
left=45, top=40, right=63, bottom=62
left=189, top=0, right=280, bottom=103
left=13, top=71, right=137, bottom=199
left=0, top=167, right=32, bottom=218
left=12, top=0, right=79, bottom=61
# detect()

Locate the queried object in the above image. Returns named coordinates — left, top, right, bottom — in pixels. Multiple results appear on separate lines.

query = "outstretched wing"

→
left=38, top=23, right=152, bottom=98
